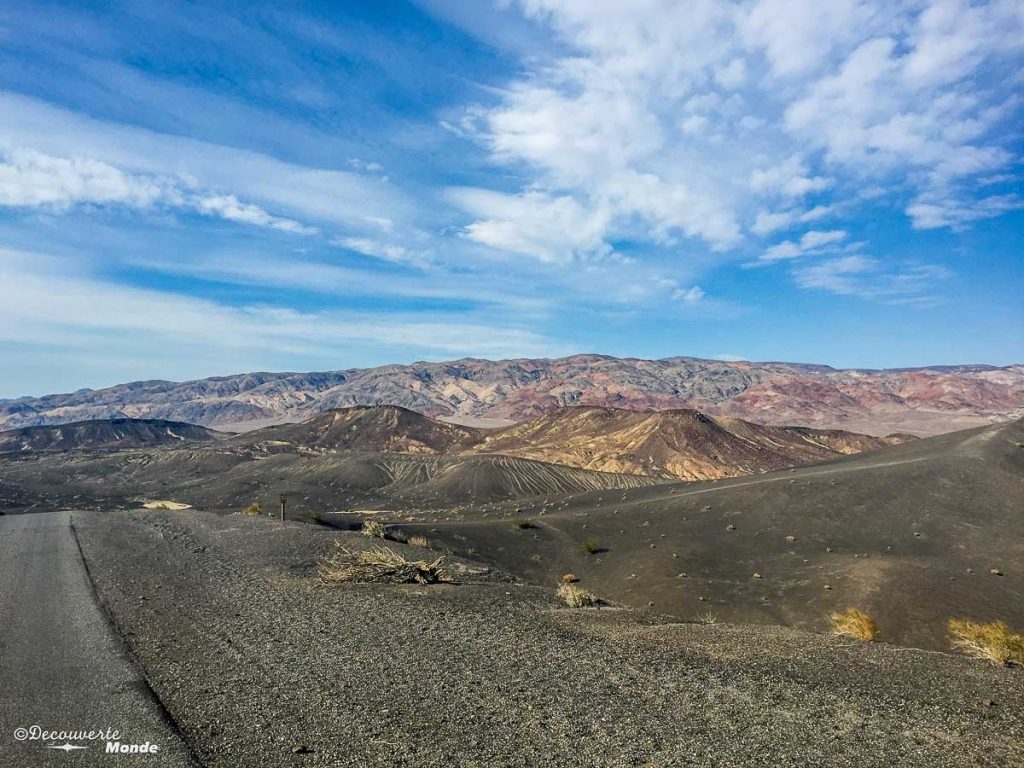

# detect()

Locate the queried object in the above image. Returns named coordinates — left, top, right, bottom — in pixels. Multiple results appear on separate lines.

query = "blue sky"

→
left=0, top=0, right=1021, bottom=398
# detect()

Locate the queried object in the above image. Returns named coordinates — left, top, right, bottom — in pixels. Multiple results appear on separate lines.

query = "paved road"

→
left=0, top=511, right=197, bottom=766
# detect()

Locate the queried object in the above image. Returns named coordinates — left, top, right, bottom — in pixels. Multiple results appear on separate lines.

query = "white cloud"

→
left=799, top=229, right=848, bottom=249
left=0, top=248, right=558, bottom=361
left=0, top=147, right=319, bottom=235
left=714, top=58, right=747, bottom=89
left=749, top=156, right=831, bottom=198
left=457, top=0, right=1022, bottom=274
left=333, top=236, right=420, bottom=264
left=740, top=0, right=883, bottom=77
left=673, top=285, right=705, bottom=303
left=906, top=193, right=1024, bottom=229
left=757, top=229, right=848, bottom=263
left=0, top=91, right=415, bottom=236
left=0, top=149, right=164, bottom=208
left=193, top=194, right=319, bottom=235
left=451, top=188, right=613, bottom=264
left=751, top=204, right=838, bottom=235
left=792, top=254, right=952, bottom=304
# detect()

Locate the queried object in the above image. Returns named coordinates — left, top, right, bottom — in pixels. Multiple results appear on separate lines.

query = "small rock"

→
left=752, top=573, right=763, bottom=579
left=991, top=568, right=1004, bottom=576
left=726, top=524, right=736, bottom=531
left=785, top=535, right=796, bottom=543
left=983, top=699, right=997, bottom=707
left=823, top=584, right=833, bottom=591
left=291, top=745, right=312, bottom=754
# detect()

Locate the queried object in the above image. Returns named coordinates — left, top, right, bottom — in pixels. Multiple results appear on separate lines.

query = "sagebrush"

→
left=319, top=544, right=448, bottom=585
left=947, top=618, right=1024, bottom=666
left=361, top=519, right=388, bottom=539
left=556, top=582, right=598, bottom=608
left=829, top=607, right=879, bottom=641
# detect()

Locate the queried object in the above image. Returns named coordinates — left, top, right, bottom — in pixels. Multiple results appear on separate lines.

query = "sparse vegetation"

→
left=561, top=573, right=578, bottom=584
left=580, top=539, right=602, bottom=555
left=361, top=519, right=388, bottom=539
left=319, top=544, right=448, bottom=584
left=698, top=612, right=718, bottom=625
left=407, top=535, right=430, bottom=548
left=242, top=501, right=262, bottom=516
left=829, top=607, right=879, bottom=641
left=556, top=582, right=598, bottom=608
left=947, top=618, right=1024, bottom=666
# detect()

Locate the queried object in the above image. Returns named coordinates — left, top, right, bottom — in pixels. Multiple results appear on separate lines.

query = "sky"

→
left=0, top=0, right=1022, bottom=398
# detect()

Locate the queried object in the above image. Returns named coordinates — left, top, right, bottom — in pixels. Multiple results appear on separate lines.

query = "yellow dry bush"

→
left=242, top=501, right=262, bottom=516
left=556, top=582, right=598, bottom=608
left=361, top=519, right=388, bottom=539
left=319, top=544, right=448, bottom=585
left=561, top=573, right=578, bottom=584
left=947, top=618, right=1024, bottom=666
left=829, top=607, right=879, bottom=641
left=407, top=535, right=430, bottom=548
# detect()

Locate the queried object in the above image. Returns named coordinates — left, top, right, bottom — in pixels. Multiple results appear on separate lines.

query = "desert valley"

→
left=2, top=354, right=1023, bottom=766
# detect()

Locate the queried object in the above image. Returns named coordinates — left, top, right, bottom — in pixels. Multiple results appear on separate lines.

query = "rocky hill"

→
left=2, top=355, right=1021, bottom=436
left=239, top=405, right=483, bottom=454
left=0, top=418, right=222, bottom=453
left=474, top=406, right=911, bottom=480
left=237, top=405, right=907, bottom=481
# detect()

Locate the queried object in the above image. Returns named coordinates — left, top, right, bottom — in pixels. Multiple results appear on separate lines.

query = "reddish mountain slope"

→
left=2, top=355, right=1020, bottom=436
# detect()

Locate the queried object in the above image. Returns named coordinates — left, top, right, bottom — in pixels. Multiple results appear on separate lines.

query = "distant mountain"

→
left=0, top=418, right=222, bottom=453
left=473, top=406, right=912, bottom=480
left=235, top=405, right=910, bottom=482
left=240, top=405, right=483, bottom=454
left=3, top=354, right=1022, bottom=436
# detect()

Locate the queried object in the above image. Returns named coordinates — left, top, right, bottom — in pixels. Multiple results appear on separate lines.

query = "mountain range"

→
left=2, top=354, right=1022, bottom=437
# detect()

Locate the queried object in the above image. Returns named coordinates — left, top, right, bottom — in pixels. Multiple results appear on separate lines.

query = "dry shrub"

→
left=242, top=501, right=262, bottom=516
left=319, top=544, right=448, bottom=585
left=829, top=607, right=879, bottom=641
left=407, top=535, right=430, bottom=548
left=580, top=539, right=602, bottom=555
left=556, top=582, right=598, bottom=608
left=561, top=573, right=578, bottom=584
left=947, top=618, right=1024, bottom=666
left=361, top=519, right=388, bottom=539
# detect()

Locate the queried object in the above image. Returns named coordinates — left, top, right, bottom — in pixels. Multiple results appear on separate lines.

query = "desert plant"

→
left=556, top=582, right=598, bottom=608
left=361, top=519, right=388, bottom=539
left=580, top=539, right=602, bottom=555
left=697, top=612, right=718, bottom=625
left=242, top=501, right=262, bottom=516
left=947, top=618, right=1024, bottom=666
left=407, top=535, right=430, bottom=548
left=319, top=544, right=448, bottom=585
left=561, top=573, right=578, bottom=584
left=829, top=607, right=879, bottom=641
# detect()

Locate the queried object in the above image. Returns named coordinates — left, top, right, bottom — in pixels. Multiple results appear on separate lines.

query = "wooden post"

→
left=279, top=493, right=287, bottom=522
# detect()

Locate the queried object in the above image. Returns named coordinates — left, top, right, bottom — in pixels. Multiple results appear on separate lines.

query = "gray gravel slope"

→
left=73, top=509, right=1024, bottom=768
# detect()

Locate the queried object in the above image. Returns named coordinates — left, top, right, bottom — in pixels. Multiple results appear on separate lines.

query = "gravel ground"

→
left=74, top=509, right=1024, bottom=768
